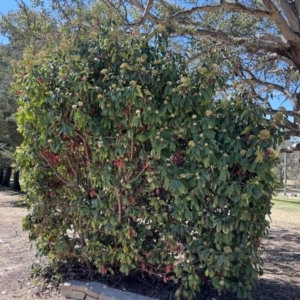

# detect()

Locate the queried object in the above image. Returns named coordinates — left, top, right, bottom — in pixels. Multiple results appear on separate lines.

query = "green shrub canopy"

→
left=13, top=26, right=283, bottom=300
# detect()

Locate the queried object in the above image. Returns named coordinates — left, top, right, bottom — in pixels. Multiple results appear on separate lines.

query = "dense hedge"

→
left=13, top=26, right=283, bottom=299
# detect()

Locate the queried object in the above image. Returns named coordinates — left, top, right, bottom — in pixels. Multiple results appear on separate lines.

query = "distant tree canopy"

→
left=0, top=1, right=60, bottom=168
left=0, top=44, right=22, bottom=167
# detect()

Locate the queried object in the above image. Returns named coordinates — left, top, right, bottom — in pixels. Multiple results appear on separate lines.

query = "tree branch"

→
left=115, top=187, right=122, bottom=223
left=128, top=163, right=149, bottom=183
left=283, top=117, right=300, bottom=132
left=262, top=0, right=300, bottom=43
left=267, top=52, right=296, bottom=68
left=39, top=152, right=68, bottom=185
left=179, top=28, right=286, bottom=53
left=255, top=33, right=288, bottom=46
left=129, top=0, right=158, bottom=24
left=277, top=0, right=300, bottom=33
left=168, top=1, right=270, bottom=21
left=140, top=0, right=154, bottom=23
left=267, top=109, right=300, bottom=118
left=244, top=69, right=299, bottom=109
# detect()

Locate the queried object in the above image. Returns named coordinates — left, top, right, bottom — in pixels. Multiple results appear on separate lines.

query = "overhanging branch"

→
left=262, top=0, right=300, bottom=43
left=129, top=0, right=158, bottom=24
left=178, top=28, right=286, bottom=53
left=168, top=1, right=270, bottom=21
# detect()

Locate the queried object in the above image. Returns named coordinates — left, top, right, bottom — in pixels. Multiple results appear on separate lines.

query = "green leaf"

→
left=217, top=254, right=224, bottom=266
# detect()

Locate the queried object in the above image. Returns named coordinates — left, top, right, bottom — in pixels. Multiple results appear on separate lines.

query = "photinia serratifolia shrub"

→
left=13, top=25, right=284, bottom=300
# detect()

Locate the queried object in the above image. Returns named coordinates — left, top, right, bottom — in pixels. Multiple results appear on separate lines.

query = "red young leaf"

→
left=163, top=274, right=167, bottom=283
left=100, top=265, right=106, bottom=275
left=177, top=243, right=184, bottom=251
left=115, top=159, right=125, bottom=168
left=165, top=263, right=174, bottom=273
left=136, top=255, right=142, bottom=262
left=255, top=239, right=261, bottom=248
left=129, top=228, right=135, bottom=239
left=89, top=189, right=97, bottom=198
left=68, top=248, right=73, bottom=258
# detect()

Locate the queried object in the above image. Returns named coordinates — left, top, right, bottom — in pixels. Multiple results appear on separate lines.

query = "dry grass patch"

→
left=270, top=196, right=300, bottom=228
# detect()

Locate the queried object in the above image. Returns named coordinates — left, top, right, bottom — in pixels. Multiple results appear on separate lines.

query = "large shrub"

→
left=13, top=25, right=283, bottom=299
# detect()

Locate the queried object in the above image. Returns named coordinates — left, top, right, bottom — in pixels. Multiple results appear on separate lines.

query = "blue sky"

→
left=0, top=0, right=30, bottom=14
left=0, top=0, right=31, bottom=43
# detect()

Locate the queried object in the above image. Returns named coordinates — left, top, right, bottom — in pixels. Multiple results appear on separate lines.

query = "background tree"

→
left=275, top=140, right=300, bottom=188
left=0, top=44, right=21, bottom=168
left=97, top=0, right=300, bottom=138
left=0, top=42, right=23, bottom=187
left=0, top=0, right=60, bottom=182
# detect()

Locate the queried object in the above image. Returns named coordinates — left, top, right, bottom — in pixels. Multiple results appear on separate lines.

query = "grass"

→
left=269, top=196, right=300, bottom=228
left=272, top=196, right=300, bottom=205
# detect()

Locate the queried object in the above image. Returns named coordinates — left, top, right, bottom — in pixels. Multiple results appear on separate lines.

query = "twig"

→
left=39, top=152, right=68, bottom=185
left=129, top=163, right=149, bottom=183
left=65, top=154, right=78, bottom=184
left=115, top=187, right=122, bottom=223
left=130, top=135, right=134, bottom=161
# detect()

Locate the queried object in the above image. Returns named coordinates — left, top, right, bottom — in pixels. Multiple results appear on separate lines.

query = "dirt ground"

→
left=0, top=187, right=299, bottom=300
left=0, top=188, right=65, bottom=300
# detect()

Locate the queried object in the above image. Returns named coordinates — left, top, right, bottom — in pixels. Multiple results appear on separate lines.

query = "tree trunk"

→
left=13, top=170, right=21, bottom=191
left=2, top=167, right=12, bottom=187
left=290, top=45, right=300, bottom=77
left=0, top=169, right=3, bottom=184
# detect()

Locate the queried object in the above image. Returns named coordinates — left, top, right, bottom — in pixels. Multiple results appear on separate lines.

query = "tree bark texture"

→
left=12, top=170, right=21, bottom=191
left=2, top=167, right=12, bottom=187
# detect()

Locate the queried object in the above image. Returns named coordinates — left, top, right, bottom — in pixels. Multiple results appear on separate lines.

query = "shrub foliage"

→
left=13, top=26, right=283, bottom=299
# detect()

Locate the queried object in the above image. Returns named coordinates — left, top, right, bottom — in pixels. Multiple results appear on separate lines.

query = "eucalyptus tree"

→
left=0, top=2, right=65, bottom=190
left=0, top=1, right=58, bottom=182
left=0, top=43, right=23, bottom=188
left=93, top=0, right=300, bottom=138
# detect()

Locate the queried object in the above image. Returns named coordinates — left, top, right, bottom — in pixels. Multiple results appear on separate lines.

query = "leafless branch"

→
left=243, top=68, right=298, bottom=106
left=178, top=28, right=286, bottom=53
left=129, top=0, right=158, bottom=24
left=114, top=187, right=122, bottom=223
left=128, top=163, right=149, bottom=183
left=277, top=0, right=300, bottom=33
left=168, top=1, right=270, bottom=21
left=262, top=0, right=300, bottom=43
left=140, top=0, right=154, bottom=23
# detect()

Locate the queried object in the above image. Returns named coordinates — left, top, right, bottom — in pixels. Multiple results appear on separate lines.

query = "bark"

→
left=0, top=169, right=3, bottom=183
left=2, top=167, right=12, bottom=187
left=12, top=170, right=21, bottom=191
left=288, top=45, right=300, bottom=77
